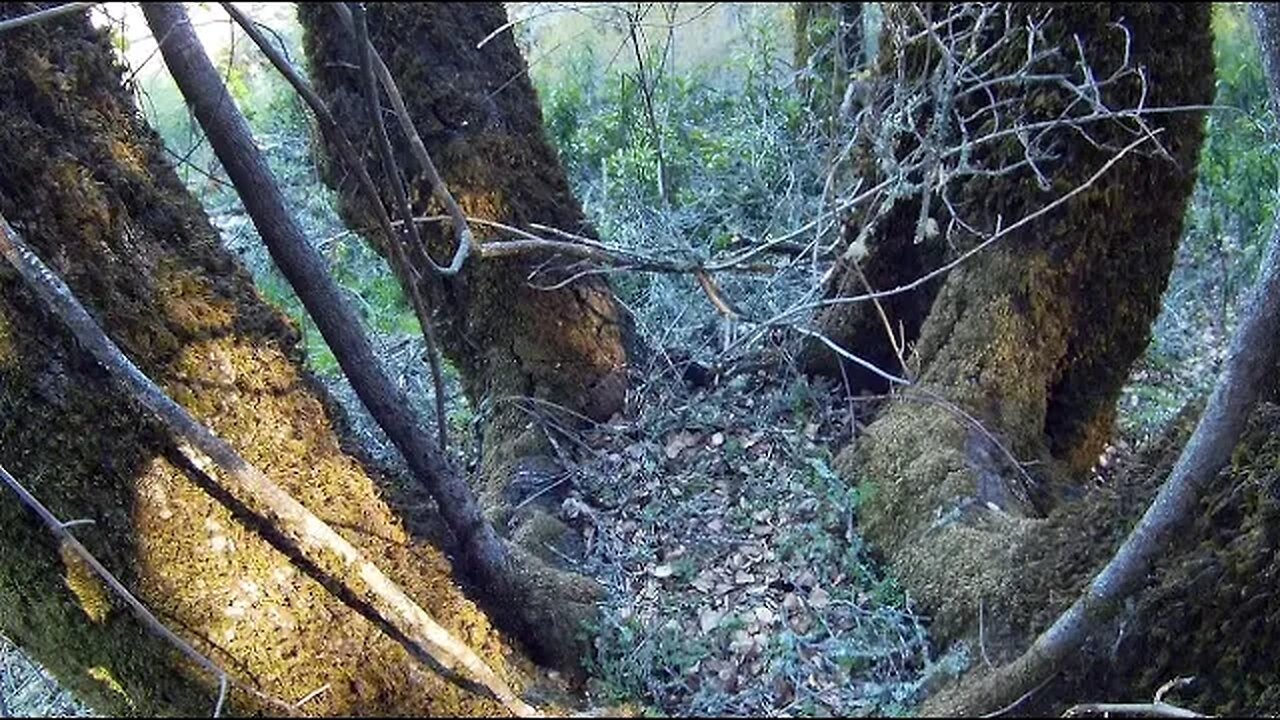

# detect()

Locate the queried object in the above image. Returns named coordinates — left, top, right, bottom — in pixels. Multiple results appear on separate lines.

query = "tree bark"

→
left=0, top=6, right=524, bottom=715
left=142, top=2, right=599, bottom=675
left=296, top=3, right=634, bottom=584
left=833, top=0, right=1213, bottom=659
left=932, top=4, right=1280, bottom=713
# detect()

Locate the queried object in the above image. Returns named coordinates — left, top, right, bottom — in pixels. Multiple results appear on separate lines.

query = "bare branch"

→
left=218, top=1, right=452, bottom=452
left=0, top=2, right=95, bottom=34
left=0, top=462, right=231, bottom=718
left=1061, top=702, right=1204, bottom=719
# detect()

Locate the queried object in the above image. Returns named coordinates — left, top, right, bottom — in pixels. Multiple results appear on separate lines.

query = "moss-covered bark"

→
left=297, top=1, right=632, bottom=518
left=835, top=2, right=1213, bottom=650
left=924, top=400, right=1280, bottom=716
left=296, top=1, right=637, bottom=674
left=0, top=7, right=527, bottom=715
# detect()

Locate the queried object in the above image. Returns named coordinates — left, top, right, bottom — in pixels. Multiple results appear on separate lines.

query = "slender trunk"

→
left=143, top=1, right=597, bottom=673
left=141, top=0, right=511, bottom=597
left=0, top=7, right=523, bottom=714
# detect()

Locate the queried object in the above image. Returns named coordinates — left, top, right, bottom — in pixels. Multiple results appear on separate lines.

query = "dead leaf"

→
left=664, top=430, right=701, bottom=459
left=809, top=587, right=831, bottom=609
left=699, top=608, right=722, bottom=633
left=652, top=564, right=675, bottom=579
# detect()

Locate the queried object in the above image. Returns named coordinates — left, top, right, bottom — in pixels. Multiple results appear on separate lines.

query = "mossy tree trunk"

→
left=925, top=397, right=1280, bottom=716
left=832, top=1, right=1213, bottom=655
left=296, top=5, right=634, bottom=562
left=0, top=7, right=525, bottom=716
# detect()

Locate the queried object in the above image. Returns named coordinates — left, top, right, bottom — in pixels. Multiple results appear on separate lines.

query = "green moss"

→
left=0, top=7, right=529, bottom=716
left=297, top=3, right=632, bottom=671
left=59, top=542, right=113, bottom=625
left=835, top=2, right=1214, bottom=658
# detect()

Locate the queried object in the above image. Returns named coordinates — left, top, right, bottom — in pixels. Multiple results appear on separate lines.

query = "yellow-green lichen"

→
left=59, top=541, right=112, bottom=624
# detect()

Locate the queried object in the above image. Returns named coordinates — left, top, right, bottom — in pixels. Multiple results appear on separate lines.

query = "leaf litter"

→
left=542, top=360, right=969, bottom=716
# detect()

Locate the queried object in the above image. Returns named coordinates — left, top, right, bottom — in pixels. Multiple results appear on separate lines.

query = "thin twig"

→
left=331, top=2, right=472, bottom=276
left=980, top=669, right=1058, bottom=718
left=1061, top=702, right=1203, bottom=718
left=344, top=2, right=455, bottom=451
left=0, top=463, right=231, bottom=718
left=0, top=2, right=95, bottom=33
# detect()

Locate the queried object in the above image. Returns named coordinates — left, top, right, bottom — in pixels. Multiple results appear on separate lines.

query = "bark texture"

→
left=297, top=0, right=633, bottom=555
left=296, top=1, right=631, bottom=432
left=0, top=7, right=525, bottom=715
left=836, top=2, right=1213, bottom=650
left=297, top=1, right=635, bottom=673
left=927, top=5, right=1280, bottom=713
left=928, top=398, right=1280, bottom=716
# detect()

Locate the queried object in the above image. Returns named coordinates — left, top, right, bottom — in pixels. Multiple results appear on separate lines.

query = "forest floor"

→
left=560, top=361, right=959, bottom=716
left=0, top=634, right=90, bottom=717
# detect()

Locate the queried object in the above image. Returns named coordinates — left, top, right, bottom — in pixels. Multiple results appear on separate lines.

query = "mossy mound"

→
left=0, top=7, right=527, bottom=715
left=1077, top=402, right=1280, bottom=715
left=927, top=399, right=1280, bottom=715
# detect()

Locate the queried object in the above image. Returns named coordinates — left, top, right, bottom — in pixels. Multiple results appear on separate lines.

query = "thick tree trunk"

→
left=0, top=7, right=525, bottom=715
left=833, top=1, right=1213, bottom=654
left=296, top=5, right=634, bottom=566
left=929, top=6, right=1280, bottom=713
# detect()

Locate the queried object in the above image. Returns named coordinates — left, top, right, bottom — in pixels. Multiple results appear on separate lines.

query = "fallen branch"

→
left=0, top=2, right=95, bottom=34
left=0, top=212, right=535, bottom=717
left=1061, top=702, right=1203, bottom=718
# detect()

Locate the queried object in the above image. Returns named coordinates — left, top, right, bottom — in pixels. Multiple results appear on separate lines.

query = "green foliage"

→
left=532, top=13, right=818, bottom=266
